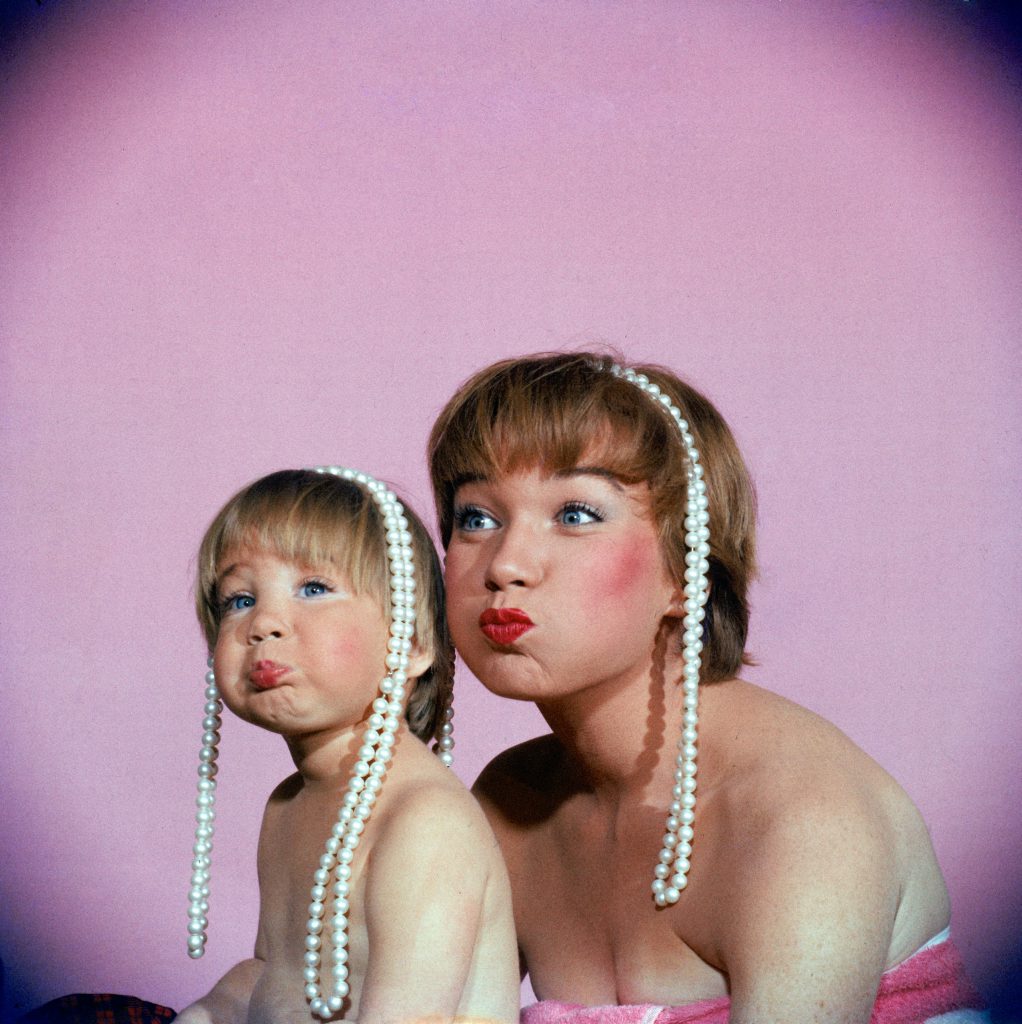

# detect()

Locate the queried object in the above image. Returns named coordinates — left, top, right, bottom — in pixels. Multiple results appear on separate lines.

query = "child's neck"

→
left=285, top=723, right=366, bottom=785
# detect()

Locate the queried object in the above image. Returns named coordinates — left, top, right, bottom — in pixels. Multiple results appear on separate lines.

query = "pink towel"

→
left=521, top=936, right=986, bottom=1024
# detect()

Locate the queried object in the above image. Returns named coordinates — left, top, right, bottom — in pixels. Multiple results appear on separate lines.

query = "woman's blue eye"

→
left=223, top=593, right=255, bottom=613
left=299, top=580, right=331, bottom=597
left=559, top=503, right=603, bottom=526
left=454, top=506, right=497, bottom=532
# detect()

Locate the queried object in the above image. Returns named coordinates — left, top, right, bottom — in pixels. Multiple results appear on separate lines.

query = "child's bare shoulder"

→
left=380, top=740, right=498, bottom=851
left=366, top=741, right=507, bottom=914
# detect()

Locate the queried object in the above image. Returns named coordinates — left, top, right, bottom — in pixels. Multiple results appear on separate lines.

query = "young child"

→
left=176, top=467, right=519, bottom=1024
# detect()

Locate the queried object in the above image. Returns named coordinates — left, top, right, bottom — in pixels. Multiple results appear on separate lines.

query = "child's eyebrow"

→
left=214, top=563, right=242, bottom=587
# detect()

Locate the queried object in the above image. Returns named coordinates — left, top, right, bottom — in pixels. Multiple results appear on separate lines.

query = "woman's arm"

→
left=719, top=790, right=899, bottom=1024
left=173, top=958, right=265, bottom=1024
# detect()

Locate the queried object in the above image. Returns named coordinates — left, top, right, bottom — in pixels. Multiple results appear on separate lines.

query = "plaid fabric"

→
left=18, top=994, right=176, bottom=1024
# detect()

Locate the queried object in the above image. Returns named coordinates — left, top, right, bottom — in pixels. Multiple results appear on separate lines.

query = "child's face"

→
left=211, top=546, right=391, bottom=737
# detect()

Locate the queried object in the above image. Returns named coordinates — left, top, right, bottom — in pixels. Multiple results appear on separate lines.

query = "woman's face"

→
left=444, top=463, right=682, bottom=706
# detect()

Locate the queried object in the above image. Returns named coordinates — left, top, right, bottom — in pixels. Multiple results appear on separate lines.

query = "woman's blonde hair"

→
left=427, top=352, right=756, bottom=682
left=196, top=469, right=454, bottom=741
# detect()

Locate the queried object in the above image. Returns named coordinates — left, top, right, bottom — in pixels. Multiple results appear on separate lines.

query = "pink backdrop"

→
left=1, top=1, right=1019, bottom=1017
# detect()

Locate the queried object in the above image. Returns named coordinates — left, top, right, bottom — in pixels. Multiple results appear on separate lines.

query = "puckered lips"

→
left=249, top=659, right=289, bottom=690
left=479, top=608, right=534, bottom=646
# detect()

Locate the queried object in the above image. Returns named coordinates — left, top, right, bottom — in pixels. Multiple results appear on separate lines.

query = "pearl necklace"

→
left=610, top=365, right=710, bottom=907
left=186, top=466, right=453, bottom=1022
left=186, top=656, right=220, bottom=959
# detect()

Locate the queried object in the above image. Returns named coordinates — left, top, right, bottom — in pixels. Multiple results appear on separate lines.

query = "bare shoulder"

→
left=358, top=741, right=519, bottom=1023
left=473, top=733, right=567, bottom=821
left=265, top=771, right=303, bottom=806
left=701, top=681, right=949, bottom=966
left=375, top=739, right=505, bottom=868
left=706, top=680, right=926, bottom=829
left=255, top=773, right=302, bottom=843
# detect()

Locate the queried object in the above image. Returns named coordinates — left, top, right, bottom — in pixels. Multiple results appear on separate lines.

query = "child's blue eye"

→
left=222, top=593, right=255, bottom=613
left=299, top=579, right=332, bottom=598
left=559, top=502, right=603, bottom=527
left=453, top=505, right=498, bottom=532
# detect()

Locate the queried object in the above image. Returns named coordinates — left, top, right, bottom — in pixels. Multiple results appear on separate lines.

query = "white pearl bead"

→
left=609, top=371, right=706, bottom=909
left=282, top=469, right=459, bottom=1010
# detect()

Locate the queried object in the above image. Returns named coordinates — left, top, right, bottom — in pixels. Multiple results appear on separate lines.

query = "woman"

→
left=427, top=352, right=986, bottom=1024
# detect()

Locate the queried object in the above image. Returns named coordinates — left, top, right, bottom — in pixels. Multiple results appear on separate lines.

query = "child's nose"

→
left=248, top=606, right=289, bottom=643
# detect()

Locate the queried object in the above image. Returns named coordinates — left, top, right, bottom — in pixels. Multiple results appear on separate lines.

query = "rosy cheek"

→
left=582, top=538, right=661, bottom=607
left=328, top=636, right=378, bottom=664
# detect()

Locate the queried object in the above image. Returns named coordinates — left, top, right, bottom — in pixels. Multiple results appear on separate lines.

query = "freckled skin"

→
left=588, top=536, right=662, bottom=604
left=445, top=468, right=681, bottom=711
left=449, top=466, right=952, bottom=1024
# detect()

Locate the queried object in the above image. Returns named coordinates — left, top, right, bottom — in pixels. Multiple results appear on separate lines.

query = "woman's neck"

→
left=536, top=622, right=689, bottom=803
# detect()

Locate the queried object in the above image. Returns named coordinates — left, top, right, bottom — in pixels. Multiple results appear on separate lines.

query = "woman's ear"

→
left=664, top=593, right=685, bottom=619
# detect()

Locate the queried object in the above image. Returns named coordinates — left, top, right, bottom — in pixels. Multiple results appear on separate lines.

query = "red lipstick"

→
left=479, top=608, right=534, bottom=646
left=249, top=660, right=289, bottom=690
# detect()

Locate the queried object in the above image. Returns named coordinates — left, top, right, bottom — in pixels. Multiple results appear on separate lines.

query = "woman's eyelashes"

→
left=557, top=501, right=604, bottom=526
left=452, top=500, right=605, bottom=532
left=453, top=504, right=498, bottom=532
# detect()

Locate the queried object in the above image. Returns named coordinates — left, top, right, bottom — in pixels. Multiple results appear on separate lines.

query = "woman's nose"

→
left=484, top=526, right=541, bottom=592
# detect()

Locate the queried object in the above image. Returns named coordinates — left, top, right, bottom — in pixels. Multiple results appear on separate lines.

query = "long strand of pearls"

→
left=300, top=466, right=420, bottom=1019
left=187, top=657, right=222, bottom=958
left=186, top=466, right=453, bottom=997
left=434, top=700, right=455, bottom=766
left=610, top=364, right=710, bottom=908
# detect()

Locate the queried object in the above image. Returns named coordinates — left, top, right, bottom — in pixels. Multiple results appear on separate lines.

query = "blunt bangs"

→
left=429, top=351, right=757, bottom=683
left=429, top=353, right=688, bottom=545
left=196, top=469, right=455, bottom=742
left=196, top=471, right=387, bottom=650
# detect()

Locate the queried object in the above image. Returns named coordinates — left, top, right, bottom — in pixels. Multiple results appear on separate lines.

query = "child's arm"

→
left=355, top=786, right=517, bottom=1024
left=173, top=958, right=265, bottom=1024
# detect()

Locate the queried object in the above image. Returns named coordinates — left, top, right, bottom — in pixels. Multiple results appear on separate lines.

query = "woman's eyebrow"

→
left=451, top=473, right=487, bottom=492
left=554, top=466, right=625, bottom=491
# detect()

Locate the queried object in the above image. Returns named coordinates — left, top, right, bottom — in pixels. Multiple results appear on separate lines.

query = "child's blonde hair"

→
left=428, top=351, right=757, bottom=682
left=196, top=468, right=453, bottom=742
